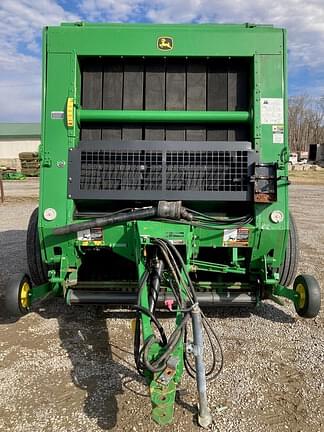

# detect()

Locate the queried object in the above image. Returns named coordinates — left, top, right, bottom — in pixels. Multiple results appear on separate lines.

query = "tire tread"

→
left=279, top=213, right=299, bottom=287
left=26, top=208, right=48, bottom=285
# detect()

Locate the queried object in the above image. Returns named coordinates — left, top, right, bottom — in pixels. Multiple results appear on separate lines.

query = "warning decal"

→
left=223, top=228, right=249, bottom=247
left=261, top=98, right=284, bottom=124
left=272, top=125, right=284, bottom=144
left=77, top=227, right=103, bottom=244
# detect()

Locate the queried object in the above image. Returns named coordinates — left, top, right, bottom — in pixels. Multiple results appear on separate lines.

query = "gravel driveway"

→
left=0, top=180, right=323, bottom=432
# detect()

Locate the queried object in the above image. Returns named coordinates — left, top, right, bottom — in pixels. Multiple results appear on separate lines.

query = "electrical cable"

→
left=185, top=207, right=252, bottom=223
left=155, top=217, right=253, bottom=231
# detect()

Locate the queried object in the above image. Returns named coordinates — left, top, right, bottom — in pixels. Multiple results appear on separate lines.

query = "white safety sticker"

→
left=77, top=229, right=92, bottom=241
left=51, top=111, right=64, bottom=120
left=223, top=229, right=237, bottom=245
left=223, top=228, right=249, bottom=247
left=261, top=98, right=284, bottom=124
left=272, top=125, right=284, bottom=144
left=77, top=227, right=103, bottom=242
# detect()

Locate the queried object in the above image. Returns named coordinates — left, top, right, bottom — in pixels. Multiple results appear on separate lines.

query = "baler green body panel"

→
left=35, top=23, right=292, bottom=425
left=39, top=23, right=288, bottom=275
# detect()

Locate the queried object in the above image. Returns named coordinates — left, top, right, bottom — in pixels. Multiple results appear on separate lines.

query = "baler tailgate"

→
left=81, top=56, right=251, bottom=141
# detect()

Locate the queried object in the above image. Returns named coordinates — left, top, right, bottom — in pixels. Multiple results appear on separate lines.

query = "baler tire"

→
left=293, top=274, right=321, bottom=318
left=279, top=213, right=299, bottom=287
left=5, top=273, right=31, bottom=316
left=26, top=208, right=48, bottom=285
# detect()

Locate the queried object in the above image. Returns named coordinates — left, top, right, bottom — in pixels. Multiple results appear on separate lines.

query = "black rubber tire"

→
left=26, top=208, right=48, bottom=285
left=293, top=274, right=321, bottom=318
left=5, top=273, right=31, bottom=316
left=279, top=213, right=299, bottom=287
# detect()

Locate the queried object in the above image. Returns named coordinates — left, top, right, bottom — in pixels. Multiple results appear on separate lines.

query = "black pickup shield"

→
left=68, top=140, right=257, bottom=201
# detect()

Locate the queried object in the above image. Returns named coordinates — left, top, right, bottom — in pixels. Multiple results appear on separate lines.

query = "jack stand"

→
left=191, top=304, right=213, bottom=429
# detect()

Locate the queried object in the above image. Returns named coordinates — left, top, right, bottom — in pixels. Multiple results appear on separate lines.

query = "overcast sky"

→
left=0, top=0, right=323, bottom=122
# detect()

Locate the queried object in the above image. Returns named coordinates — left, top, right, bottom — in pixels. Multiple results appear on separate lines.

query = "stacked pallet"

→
left=19, top=152, right=40, bottom=176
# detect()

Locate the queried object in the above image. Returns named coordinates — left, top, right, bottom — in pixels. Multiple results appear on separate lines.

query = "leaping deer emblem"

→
left=158, top=37, right=173, bottom=50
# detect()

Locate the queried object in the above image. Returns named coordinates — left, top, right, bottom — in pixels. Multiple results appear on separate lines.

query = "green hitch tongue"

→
left=191, top=304, right=213, bottom=429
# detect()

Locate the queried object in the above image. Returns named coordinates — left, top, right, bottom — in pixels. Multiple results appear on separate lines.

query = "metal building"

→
left=0, top=123, right=40, bottom=169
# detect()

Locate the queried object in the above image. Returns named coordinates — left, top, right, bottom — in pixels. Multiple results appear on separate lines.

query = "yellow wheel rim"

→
left=20, top=281, right=30, bottom=309
left=296, top=283, right=306, bottom=309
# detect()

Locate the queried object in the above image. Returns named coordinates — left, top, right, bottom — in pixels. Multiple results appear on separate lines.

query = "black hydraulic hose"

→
left=142, top=336, right=165, bottom=372
left=133, top=237, right=223, bottom=385
left=132, top=305, right=168, bottom=346
left=163, top=239, right=197, bottom=303
left=153, top=240, right=183, bottom=306
left=153, top=238, right=192, bottom=306
left=151, top=314, right=190, bottom=365
left=157, top=239, right=223, bottom=381
left=149, top=259, right=164, bottom=313
left=137, top=239, right=193, bottom=374
left=134, top=271, right=149, bottom=376
left=53, top=201, right=193, bottom=236
left=53, top=207, right=157, bottom=235
left=143, top=315, right=190, bottom=373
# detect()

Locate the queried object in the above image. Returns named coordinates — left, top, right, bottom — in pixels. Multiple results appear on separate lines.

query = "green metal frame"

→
left=78, top=109, right=250, bottom=123
left=32, top=23, right=292, bottom=425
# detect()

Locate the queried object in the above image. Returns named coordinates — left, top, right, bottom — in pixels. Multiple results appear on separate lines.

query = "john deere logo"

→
left=157, top=37, right=173, bottom=51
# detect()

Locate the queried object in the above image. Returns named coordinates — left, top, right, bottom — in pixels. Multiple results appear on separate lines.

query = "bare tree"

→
left=288, top=95, right=324, bottom=152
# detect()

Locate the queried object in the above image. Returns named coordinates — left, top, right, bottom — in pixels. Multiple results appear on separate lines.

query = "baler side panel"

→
left=251, top=49, right=288, bottom=269
left=39, top=51, right=81, bottom=269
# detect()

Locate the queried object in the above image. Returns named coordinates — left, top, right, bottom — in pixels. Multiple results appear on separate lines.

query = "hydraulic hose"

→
left=53, top=201, right=192, bottom=236
left=149, top=259, right=164, bottom=313
left=53, top=207, right=157, bottom=235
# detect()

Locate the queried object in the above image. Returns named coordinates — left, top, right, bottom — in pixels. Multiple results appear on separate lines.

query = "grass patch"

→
left=289, top=169, right=324, bottom=185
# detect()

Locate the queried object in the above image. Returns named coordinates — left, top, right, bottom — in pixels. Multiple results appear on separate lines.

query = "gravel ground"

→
left=0, top=180, right=323, bottom=432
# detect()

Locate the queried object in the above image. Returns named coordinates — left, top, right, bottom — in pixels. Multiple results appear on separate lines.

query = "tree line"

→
left=288, top=96, right=324, bottom=152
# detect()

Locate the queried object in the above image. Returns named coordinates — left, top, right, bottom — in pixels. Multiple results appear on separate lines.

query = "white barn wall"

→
left=0, top=138, right=40, bottom=158
left=0, top=138, right=40, bottom=169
